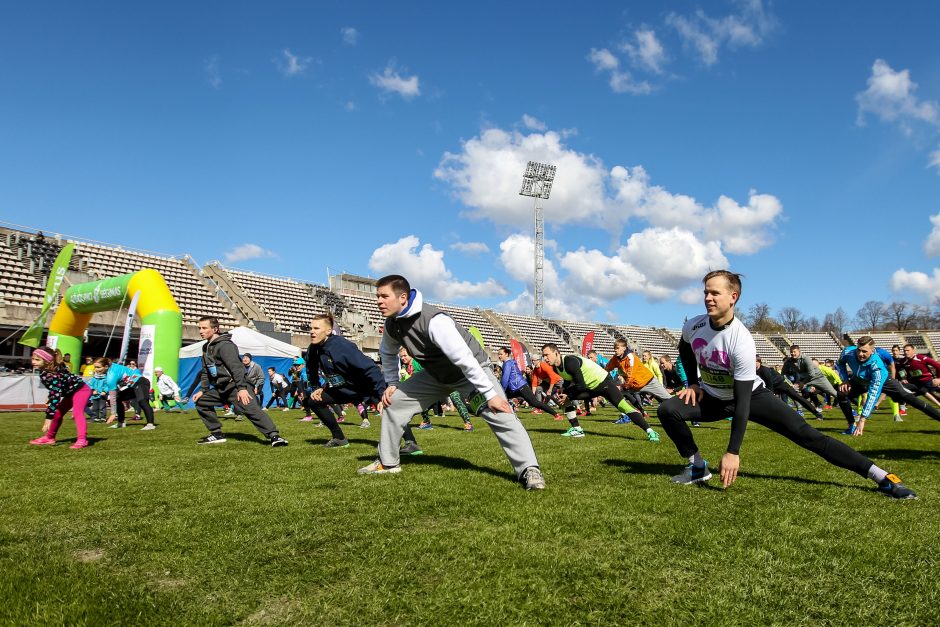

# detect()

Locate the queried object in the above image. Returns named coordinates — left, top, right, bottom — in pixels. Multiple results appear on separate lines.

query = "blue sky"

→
left=2, top=1, right=940, bottom=326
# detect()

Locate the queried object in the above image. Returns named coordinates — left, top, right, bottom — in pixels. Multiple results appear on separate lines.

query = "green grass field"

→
left=2, top=404, right=939, bottom=625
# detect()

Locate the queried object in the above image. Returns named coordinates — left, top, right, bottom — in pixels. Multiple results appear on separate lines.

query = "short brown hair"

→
left=311, top=313, right=334, bottom=328
left=703, top=270, right=743, bottom=297
left=614, top=338, right=628, bottom=348
left=94, top=357, right=112, bottom=368
left=198, top=316, right=220, bottom=330
left=376, top=274, right=410, bottom=296
left=856, top=335, right=875, bottom=347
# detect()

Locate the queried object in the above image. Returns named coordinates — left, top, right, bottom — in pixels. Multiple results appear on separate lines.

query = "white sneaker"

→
left=360, top=418, right=371, bottom=428
left=108, top=423, right=126, bottom=429
left=357, top=460, right=401, bottom=475
left=223, top=410, right=235, bottom=417
left=141, top=424, right=156, bottom=431
left=282, top=408, right=290, bottom=412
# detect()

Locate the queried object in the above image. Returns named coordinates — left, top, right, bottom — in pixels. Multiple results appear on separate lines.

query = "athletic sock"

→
left=867, top=464, right=888, bottom=483
left=689, top=452, right=705, bottom=468
left=566, top=411, right=580, bottom=428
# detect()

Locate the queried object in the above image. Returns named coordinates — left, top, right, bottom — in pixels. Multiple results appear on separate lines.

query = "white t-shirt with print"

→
left=681, top=314, right=764, bottom=401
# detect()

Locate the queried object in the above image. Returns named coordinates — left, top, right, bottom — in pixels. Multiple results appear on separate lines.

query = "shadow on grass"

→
left=526, top=427, right=642, bottom=440
left=860, top=448, right=940, bottom=461
left=601, top=459, right=870, bottom=492
left=217, top=432, right=273, bottom=445
left=303, top=437, right=379, bottom=447
left=354, top=451, right=517, bottom=483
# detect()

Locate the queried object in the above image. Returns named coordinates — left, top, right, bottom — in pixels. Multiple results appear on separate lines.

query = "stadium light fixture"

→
left=519, top=160, right=556, bottom=319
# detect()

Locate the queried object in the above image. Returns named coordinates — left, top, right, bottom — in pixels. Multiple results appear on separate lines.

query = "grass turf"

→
left=1, top=404, right=939, bottom=625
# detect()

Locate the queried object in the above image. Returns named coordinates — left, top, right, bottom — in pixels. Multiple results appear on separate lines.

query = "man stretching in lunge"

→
left=540, top=343, right=660, bottom=442
left=360, top=275, right=545, bottom=490
left=656, top=270, right=915, bottom=498
left=192, top=316, right=288, bottom=447
left=756, top=357, right=824, bottom=420
left=498, top=347, right=562, bottom=420
left=835, top=336, right=940, bottom=437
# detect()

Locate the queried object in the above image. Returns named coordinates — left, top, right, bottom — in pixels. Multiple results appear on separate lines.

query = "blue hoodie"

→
left=500, top=357, right=528, bottom=393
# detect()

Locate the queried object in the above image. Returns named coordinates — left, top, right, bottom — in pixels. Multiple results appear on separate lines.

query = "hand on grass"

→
left=719, top=452, right=740, bottom=488
left=854, top=418, right=865, bottom=436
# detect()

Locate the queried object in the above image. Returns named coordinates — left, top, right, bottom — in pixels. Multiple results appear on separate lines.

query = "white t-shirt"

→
left=681, top=314, right=764, bottom=400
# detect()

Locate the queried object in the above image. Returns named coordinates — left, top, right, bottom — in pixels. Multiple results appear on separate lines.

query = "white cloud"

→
left=450, top=241, right=490, bottom=254
left=341, top=27, right=359, bottom=45
left=276, top=49, right=312, bottom=77
left=679, top=288, right=703, bottom=305
left=621, top=29, right=666, bottom=74
left=588, top=48, right=652, bottom=95
left=205, top=55, right=222, bottom=89
left=344, top=101, right=356, bottom=112
left=856, top=59, right=940, bottom=134
left=224, top=243, right=275, bottom=263
left=368, top=236, right=506, bottom=301
left=369, top=63, right=420, bottom=99
left=930, top=145, right=940, bottom=174
left=891, top=268, right=940, bottom=302
left=522, top=114, right=547, bottom=131
left=436, top=124, right=782, bottom=255
left=667, top=0, right=775, bottom=66
left=925, top=212, right=940, bottom=256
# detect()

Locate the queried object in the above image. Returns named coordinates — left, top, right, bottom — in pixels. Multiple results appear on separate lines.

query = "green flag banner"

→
left=18, top=243, right=74, bottom=348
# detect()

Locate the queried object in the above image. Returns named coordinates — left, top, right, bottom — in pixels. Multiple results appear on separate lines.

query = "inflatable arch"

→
left=48, top=269, right=182, bottom=381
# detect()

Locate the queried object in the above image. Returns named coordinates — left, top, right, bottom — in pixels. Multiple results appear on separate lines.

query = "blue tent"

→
left=178, top=326, right=302, bottom=403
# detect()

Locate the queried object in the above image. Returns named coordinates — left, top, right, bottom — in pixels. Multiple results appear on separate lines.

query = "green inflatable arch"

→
left=48, top=269, right=182, bottom=381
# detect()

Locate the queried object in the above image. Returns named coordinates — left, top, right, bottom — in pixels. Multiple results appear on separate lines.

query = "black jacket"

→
left=199, top=332, right=249, bottom=392
left=306, top=334, right=387, bottom=403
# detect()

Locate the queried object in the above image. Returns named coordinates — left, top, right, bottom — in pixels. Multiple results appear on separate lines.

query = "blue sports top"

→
left=836, top=346, right=888, bottom=418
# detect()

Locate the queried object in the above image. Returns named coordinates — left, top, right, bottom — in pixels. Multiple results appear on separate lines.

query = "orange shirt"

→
left=530, top=361, right=561, bottom=389
left=606, top=352, right=653, bottom=390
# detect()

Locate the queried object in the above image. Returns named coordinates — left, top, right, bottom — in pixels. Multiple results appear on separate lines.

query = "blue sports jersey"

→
left=836, top=346, right=888, bottom=418
left=875, top=347, right=893, bottom=365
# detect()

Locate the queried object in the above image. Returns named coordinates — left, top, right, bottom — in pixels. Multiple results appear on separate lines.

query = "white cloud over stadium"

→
left=368, top=235, right=506, bottom=302
left=891, top=211, right=940, bottom=302
left=431, top=120, right=782, bottom=315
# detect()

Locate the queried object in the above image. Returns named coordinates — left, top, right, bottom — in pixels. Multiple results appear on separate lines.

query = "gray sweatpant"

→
left=639, top=377, right=673, bottom=402
left=804, top=375, right=838, bottom=397
left=379, top=368, right=540, bottom=478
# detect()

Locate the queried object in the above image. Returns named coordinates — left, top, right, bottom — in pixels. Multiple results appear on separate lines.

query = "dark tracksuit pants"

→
left=837, top=378, right=940, bottom=427
left=116, top=378, right=155, bottom=425
left=657, top=386, right=873, bottom=477
left=507, top=385, right=557, bottom=415
left=565, top=377, right=653, bottom=431
left=773, top=383, right=822, bottom=416
left=303, top=388, right=418, bottom=444
left=197, top=386, right=278, bottom=437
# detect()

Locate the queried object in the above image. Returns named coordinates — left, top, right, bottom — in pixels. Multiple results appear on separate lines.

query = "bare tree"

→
left=744, top=303, right=772, bottom=329
left=804, top=316, right=821, bottom=332
left=886, top=301, right=916, bottom=331
left=822, top=307, right=849, bottom=336
left=855, top=300, right=887, bottom=331
left=778, top=306, right=804, bottom=332
left=911, top=303, right=937, bottom=329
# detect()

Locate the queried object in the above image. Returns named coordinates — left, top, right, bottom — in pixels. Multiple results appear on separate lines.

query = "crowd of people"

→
left=24, top=270, right=940, bottom=499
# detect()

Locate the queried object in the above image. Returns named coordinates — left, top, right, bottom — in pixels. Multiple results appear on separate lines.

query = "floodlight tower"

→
left=519, top=161, right=556, bottom=319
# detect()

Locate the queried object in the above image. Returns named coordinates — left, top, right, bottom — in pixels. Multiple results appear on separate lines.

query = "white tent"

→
left=178, top=327, right=302, bottom=402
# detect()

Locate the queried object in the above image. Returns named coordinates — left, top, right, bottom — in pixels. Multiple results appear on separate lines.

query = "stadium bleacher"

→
left=432, top=303, right=509, bottom=351
left=492, top=311, right=574, bottom=353
left=610, top=325, right=679, bottom=360
left=552, top=319, right=617, bottom=357
left=781, top=332, right=843, bottom=362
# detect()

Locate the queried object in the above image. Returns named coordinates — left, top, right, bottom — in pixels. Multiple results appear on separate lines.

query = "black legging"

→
left=266, top=385, right=287, bottom=408
left=773, top=383, right=822, bottom=417
left=838, top=378, right=940, bottom=428
left=564, top=377, right=653, bottom=432
left=303, top=388, right=418, bottom=444
left=507, top=385, right=557, bottom=415
left=116, top=378, right=155, bottom=425
left=657, top=386, right=873, bottom=477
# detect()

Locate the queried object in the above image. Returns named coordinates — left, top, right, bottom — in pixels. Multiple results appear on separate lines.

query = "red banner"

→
left=581, top=331, right=595, bottom=355
left=510, top=339, right=526, bottom=373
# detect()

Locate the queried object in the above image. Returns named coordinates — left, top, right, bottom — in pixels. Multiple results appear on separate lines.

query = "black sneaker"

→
left=197, top=433, right=227, bottom=445
left=270, top=435, right=289, bottom=447
left=400, top=441, right=423, bottom=456
left=878, top=473, right=917, bottom=499
left=323, top=438, right=350, bottom=448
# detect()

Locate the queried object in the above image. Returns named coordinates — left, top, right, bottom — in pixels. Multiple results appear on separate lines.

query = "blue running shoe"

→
left=614, top=414, right=632, bottom=424
left=840, top=424, right=857, bottom=435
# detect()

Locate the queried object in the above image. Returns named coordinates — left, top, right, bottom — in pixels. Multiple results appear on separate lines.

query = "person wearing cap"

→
left=154, top=367, right=186, bottom=412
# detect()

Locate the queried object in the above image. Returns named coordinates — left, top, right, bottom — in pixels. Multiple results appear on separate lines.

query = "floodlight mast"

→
left=519, top=161, right=556, bottom=319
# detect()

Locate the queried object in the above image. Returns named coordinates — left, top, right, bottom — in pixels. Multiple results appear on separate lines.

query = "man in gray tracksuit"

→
left=781, top=345, right=839, bottom=401
left=358, top=274, right=545, bottom=490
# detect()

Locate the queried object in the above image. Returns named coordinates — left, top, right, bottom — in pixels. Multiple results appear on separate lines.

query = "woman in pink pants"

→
left=29, top=348, right=91, bottom=449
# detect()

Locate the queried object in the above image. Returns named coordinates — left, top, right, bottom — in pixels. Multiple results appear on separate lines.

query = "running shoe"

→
left=141, top=424, right=156, bottom=431
left=69, top=439, right=89, bottom=450
left=647, top=429, right=661, bottom=443
left=877, top=473, right=917, bottom=499
left=196, top=433, right=226, bottom=445
left=691, top=422, right=701, bottom=427
left=300, top=416, right=315, bottom=422
left=357, top=460, right=401, bottom=475
left=840, top=425, right=857, bottom=435
left=269, top=435, right=289, bottom=447
left=815, top=412, right=825, bottom=421
left=400, top=441, right=424, bottom=456
left=894, top=414, right=904, bottom=422
left=360, top=418, right=371, bottom=429
left=899, top=407, right=908, bottom=416
left=463, top=422, right=474, bottom=432
left=671, top=463, right=712, bottom=484
left=323, top=438, right=350, bottom=448
left=614, top=414, right=632, bottom=424
left=29, top=435, right=56, bottom=446
left=553, top=414, right=565, bottom=421
left=223, top=409, right=235, bottom=417
left=531, top=409, right=543, bottom=414
left=561, top=426, right=585, bottom=438
left=521, top=466, right=546, bottom=490
left=107, top=423, right=126, bottom=429
left=417, top=422, right=433, bottom=430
